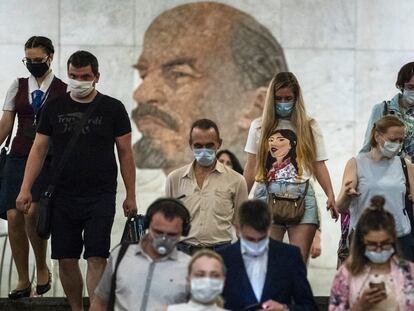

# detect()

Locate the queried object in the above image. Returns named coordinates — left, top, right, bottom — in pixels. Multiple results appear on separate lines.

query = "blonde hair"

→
left=187, top=249, right=226, bottom=276
left=256, top=72, right=316, bottom=181
left=369, top=115, right=405, bottom=149
left=188, top=249, right=226, bottom=307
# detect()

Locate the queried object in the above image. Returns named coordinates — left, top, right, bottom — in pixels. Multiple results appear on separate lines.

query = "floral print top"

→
left=267, top=159, right=297, bottom=183
left=329, top=257, right=414, bottom=310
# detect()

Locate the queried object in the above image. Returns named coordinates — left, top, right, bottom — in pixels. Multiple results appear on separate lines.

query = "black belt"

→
left=177, top=241, right=231, bottom=255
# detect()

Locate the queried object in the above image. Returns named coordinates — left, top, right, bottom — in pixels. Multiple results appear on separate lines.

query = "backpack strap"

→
left=400, top=157, right=414, bottom=235
left=382, top=100, right=389, bottom=115
left=400, top=157, right=410, bottom=194
left=108, top=243, right=131, bottom=310
left=382, top=100, right=398, bottom=116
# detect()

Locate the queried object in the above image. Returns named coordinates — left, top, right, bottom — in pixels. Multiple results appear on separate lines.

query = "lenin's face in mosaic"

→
left=132, top=2, right=287, bottom=173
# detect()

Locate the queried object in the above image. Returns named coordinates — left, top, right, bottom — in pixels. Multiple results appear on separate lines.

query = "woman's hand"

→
left=344, top=180, right=360, bottom=198
left=352, top=287, right=386, bottom=310
left=310, top=229, right=321, bottom=258
left=327, top=195, right=339, bottom=221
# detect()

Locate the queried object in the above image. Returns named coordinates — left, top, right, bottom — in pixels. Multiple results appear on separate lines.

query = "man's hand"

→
left=259, top=300, right=288, bottom=310
left=16, top=190, right=32, bottom=214
left=122, top=197, right=137, bottom=217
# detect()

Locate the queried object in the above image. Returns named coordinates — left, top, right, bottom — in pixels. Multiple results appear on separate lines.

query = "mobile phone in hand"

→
left=369, top=281, right=386, bottom=292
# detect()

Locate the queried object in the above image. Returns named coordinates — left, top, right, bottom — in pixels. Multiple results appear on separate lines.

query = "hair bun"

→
left=370, top=195, right=385, bottom=209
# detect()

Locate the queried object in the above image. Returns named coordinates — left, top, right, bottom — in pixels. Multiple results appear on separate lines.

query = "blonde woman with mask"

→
left=167, top=249, right=227, bottom=311
left=244, top=72, right=338, bottom=262
left=337, top=115, right=414, bottom=261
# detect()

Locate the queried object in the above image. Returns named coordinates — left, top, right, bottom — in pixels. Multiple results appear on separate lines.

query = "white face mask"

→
left=68, top=78, right=95, bottom=98
left=403, top=89, right=414, bottom=106
left=240, top=236, right=269, bottom=257
left=365, top=247, right=394, bottom=264
left=379, top=140, right=402, bottom=158
left=191, top=277, right=224, bottom=304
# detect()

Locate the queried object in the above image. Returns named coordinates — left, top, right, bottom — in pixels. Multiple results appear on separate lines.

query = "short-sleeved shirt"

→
left=3, top=71, right=58, bottom=111
left=37, top=92, right=131, bottom=196
left=244, top=117, right=327, bottom=182
left=95, top=243, right=191, bottom=311
left=165, top=161, right=248, bottom=246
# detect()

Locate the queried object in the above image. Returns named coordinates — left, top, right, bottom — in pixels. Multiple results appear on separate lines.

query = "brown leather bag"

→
left=267, top=181, right=309, bottom=225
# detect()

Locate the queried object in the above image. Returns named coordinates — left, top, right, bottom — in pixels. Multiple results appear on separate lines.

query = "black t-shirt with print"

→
left=37, top=92, right=131, bottom=196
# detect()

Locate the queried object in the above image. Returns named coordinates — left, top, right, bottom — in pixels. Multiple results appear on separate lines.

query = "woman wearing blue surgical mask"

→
left=339, top=62, right=414, bottom=269
left=244, top=72, right=338, bottom=262
left=166, top=249, right=228, bottom=311
left=330, top=196, right=414, bottom=310
left=0, top=36, right=67, bottom=299
left=337, top=115, right=414, bottom=262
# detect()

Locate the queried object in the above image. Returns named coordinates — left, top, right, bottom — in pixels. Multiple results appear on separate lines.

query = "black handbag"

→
left=121, top=214, right=146, bottom=244
left=0, top=115, right=15, bottom=220
left=36, top=185, right=54, bottom=239
left=36, top=94, right=103, bottom=239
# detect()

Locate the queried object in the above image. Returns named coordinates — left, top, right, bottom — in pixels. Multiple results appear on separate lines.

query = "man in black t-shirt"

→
left=16, top=51, right=137, bottom=311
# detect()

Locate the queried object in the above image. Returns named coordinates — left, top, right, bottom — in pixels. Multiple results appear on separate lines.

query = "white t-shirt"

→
left=244, top=117, right=328, bottom=182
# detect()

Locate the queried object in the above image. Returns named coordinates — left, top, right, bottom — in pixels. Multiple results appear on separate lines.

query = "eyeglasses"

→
left=22, top=56, right=49, bottom=66
left=364, top=241, right=393, bottom=251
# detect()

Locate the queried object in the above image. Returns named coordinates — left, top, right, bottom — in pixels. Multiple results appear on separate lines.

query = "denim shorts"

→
left=0, top=152, right=51, bottom=218
left=254, top=181, right=319, bottom=225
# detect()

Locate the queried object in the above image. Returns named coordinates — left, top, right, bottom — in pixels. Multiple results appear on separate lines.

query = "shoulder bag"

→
left=0, top=114, right=16, bottom=220
left=267, top=180, right=309, bottom=225
left=36, top=94, right=103, bottom=239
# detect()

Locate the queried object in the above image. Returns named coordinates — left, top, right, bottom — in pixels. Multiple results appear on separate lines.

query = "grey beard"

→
left=133, top=136, right=168, bottom=169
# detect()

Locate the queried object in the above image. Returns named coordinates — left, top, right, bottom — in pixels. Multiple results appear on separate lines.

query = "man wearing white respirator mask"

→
left=218, top=200, right=318, bottom=311
left=166, top=118, right=248, bottom=255
left=92, top=198, right=191, bottom=311
left=16, top=50, right=137, bottom=311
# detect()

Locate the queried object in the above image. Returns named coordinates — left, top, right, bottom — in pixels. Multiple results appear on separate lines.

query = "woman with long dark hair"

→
left=217, top=149, right=244, bottom=175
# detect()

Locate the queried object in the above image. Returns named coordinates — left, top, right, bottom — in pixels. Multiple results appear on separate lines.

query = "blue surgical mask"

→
left=275, top=101, right=294, bottom=118
left=240, top=237, right=269, bottom=257
left=403, top=89, right=414, bottom=106
left=364, top=247, right=394, bottom=264
left=193, top=148, right=216, bottom=167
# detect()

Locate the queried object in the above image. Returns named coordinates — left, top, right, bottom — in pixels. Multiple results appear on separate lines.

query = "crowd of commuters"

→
left=2, top=34, right=414, bottom=311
